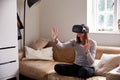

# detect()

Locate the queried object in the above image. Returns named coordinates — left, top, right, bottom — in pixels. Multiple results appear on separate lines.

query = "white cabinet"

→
left=0, top=0, right=18, bottom=80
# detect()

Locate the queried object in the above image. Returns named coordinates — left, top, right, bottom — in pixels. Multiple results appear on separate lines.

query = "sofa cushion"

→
left=46, top=41, right=75, bottom=63
left=95, top=53, right=120, bottom=76
left=31, top=38, right=49, bottom=50
left=25, top=46, right=53, bottom=61
left=92, top=59, right=100, bottom=67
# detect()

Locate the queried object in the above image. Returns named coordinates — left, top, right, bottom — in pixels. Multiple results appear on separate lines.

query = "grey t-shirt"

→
left=56, top=38, right=97, bottom=66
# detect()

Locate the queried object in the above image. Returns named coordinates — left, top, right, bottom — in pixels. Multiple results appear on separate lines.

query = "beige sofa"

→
left=19, top=41, right=120, bottom=80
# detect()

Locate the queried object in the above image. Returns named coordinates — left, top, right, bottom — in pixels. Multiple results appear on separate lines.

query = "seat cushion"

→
left=47, top=73, right=81, bottom=80
left=87, top=76, right=106, bottom=80
left=19, top=60, right=67, bottom=80
left=19, top=60, right=106, bottom=80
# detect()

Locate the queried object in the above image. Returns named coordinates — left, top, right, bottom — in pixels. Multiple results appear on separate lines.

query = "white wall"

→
left=39, top=0, right=120, bottom=47
left=17, top=0, right=41, bottom=49
left=17, top=0, right=120, bottom=47
left=39, top=0, right=87, bottom=41
left=89, top=33, right=120, bottom=46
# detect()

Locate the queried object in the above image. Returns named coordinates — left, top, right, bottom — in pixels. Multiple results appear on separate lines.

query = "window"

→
left=87, top=0, right=120, bottom=33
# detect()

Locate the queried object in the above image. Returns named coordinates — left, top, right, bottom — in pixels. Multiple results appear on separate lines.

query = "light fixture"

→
left=23, top=0, right=41, bottom=53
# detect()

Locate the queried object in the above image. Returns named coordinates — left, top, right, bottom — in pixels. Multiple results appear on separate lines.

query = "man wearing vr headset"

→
left=51, top=24, right=97, bottom=79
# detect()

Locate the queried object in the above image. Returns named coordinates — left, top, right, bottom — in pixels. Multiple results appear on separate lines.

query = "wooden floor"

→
left=7, top=74, right=34, bottom=80
left=7, top=77, right=16, bottom=80
left=19, top=74, right=34, bottom=80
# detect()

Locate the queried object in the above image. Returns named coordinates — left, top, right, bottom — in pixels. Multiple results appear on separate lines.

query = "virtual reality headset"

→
left=72, top=24, right=89, bottom=33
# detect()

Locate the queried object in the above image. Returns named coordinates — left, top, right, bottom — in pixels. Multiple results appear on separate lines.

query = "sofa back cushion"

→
left=46, top=41, right=75, bottom=63
left=46, top=42, right=120, bottom=63
left=96, top=46, right=120, bottom=59
left=30, top=38, right=49, bottom=50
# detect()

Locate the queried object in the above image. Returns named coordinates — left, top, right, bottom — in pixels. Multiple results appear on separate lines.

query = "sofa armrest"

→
left=19, top=50, right=24, bottom=61
left=96, top=46, right=120, bottom=59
